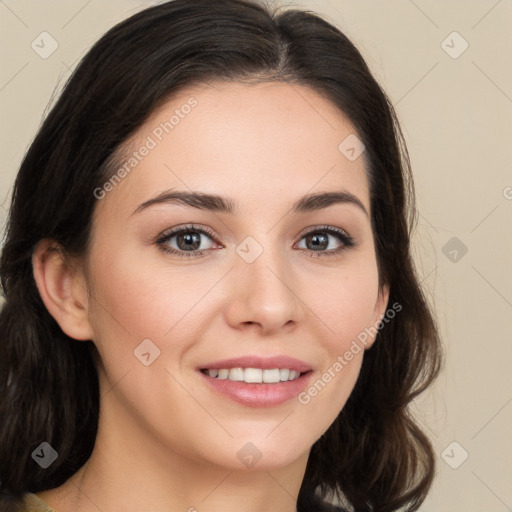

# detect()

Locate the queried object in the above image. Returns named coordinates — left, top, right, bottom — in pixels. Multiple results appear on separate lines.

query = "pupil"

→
left=179, top=232, right=200, bottom=250
left=309, top=233, right=327, bottom=250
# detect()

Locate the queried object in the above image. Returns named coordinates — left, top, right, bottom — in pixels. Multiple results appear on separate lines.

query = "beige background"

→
left=1, top=1, right=511, bottom=511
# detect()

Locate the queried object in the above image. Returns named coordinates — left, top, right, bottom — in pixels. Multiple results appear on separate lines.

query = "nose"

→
left=224, top=245, right=302, bottom=336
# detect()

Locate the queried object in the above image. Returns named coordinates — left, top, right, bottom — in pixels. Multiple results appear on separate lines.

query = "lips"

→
left=197, top=355, right=313, bottom=407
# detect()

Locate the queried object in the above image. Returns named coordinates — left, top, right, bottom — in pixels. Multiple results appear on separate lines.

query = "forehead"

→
left=95, top=81, right=370, bottom=219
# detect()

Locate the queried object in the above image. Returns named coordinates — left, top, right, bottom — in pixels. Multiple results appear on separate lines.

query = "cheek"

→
left=313, top=259, right=381, bottom=349
left=89, top=246, right=186, bottom=332
left=297, top=260, right=380, bottom=416
left=85, top=243, right=225, bottom=367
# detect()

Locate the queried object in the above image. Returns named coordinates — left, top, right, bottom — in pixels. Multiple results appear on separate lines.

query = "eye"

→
left=156, top=224, right=220, bottom=258
left=295, top=225, right=356, bottom=257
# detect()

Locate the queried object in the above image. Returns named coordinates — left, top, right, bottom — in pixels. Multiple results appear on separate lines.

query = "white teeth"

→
left=204, top=367, right=302, bottom=383
left=228, top=367, right=244, bottom=381
left=244, top=368, right=263, bottom=383
left=262, top=369, right=280, bottom=383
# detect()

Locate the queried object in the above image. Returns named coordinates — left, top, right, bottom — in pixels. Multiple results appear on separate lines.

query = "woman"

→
left=0, top=0, right=442, bottom=511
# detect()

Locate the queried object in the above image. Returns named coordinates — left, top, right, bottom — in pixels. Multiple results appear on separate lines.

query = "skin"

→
left=33, top=81, right=389, bottom=512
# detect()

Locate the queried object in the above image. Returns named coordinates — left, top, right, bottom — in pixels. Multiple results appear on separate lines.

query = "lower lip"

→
left=198, top=371, right=313, bottom=407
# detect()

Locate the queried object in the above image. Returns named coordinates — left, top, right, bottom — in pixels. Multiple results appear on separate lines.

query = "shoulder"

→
left=17, top=493, right=56, bottom=512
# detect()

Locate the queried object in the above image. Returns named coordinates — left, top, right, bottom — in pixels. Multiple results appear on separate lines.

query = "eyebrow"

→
left=131, top=189, right=369, bottom=218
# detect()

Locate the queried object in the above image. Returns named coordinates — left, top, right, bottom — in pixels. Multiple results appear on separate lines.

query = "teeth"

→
left=244, top=368, right=262, bottom=383
left=228, top=367, right=244, bottom=381
left=204, top=367, right=302, bottom=383
left=262, top=369, right=280, bottom=383
left=217, top=369, right=229, bottom=380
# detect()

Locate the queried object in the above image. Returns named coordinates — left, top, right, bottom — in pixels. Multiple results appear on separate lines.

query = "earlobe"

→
left=32, top=239, right=94, bottom=341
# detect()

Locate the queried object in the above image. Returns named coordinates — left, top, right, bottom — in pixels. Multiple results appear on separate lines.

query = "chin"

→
left=198, top=432, right=313, bottom=472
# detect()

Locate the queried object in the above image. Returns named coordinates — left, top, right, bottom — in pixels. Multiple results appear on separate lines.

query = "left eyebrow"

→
left=131, top=189, right=369, bottom=218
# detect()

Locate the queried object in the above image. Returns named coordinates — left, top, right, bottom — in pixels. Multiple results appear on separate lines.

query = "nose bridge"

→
left=227, top=234, right=301, bottom=332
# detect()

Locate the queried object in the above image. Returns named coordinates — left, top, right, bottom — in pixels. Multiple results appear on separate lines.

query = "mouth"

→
left=197, top=356, right=313, bottom=407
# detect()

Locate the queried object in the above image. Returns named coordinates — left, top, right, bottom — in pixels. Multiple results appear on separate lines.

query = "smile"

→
left=198, top=356, right=313, bottom=407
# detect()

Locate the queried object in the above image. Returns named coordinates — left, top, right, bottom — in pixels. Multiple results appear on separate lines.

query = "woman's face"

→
left=83, top=81, right=389, bottom=471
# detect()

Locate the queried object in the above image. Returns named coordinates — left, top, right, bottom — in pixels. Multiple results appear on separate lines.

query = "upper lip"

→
left=199, top=355, right=312, bottom=373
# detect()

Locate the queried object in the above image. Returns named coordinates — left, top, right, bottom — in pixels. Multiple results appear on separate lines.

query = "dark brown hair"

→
left=0, top=0, right=442, bottom=510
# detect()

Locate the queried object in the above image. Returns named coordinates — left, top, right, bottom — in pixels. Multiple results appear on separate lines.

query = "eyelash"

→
left=155, top=223, right=356, bottom=259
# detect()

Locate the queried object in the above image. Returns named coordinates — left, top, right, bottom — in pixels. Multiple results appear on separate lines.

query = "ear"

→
left=32, top=239, right=94, bottom=341
left=365, top=283, right=390, bottom=350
